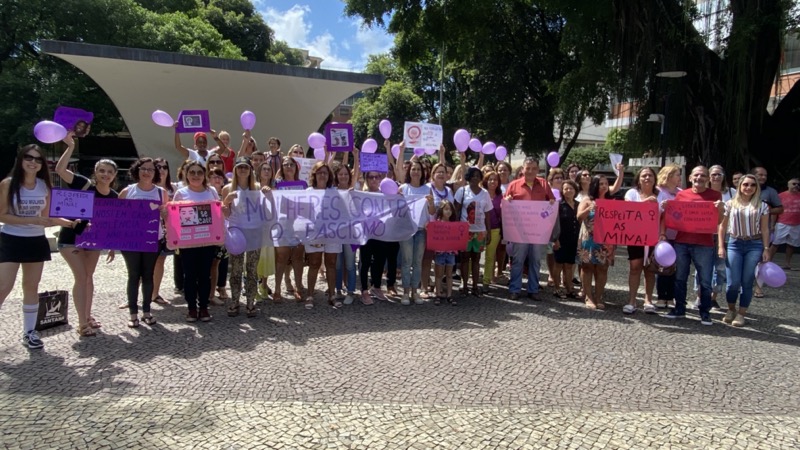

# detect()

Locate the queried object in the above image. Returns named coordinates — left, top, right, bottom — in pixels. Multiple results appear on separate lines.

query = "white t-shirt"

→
left=174, top=186, right=219, bottom=202
left=455, top=186, right=493, bottom=233
left=186, top=149, right=209, bottom=166
left=401, top=183, right=433, bottom=228
left=657, top=186, right=682, bottom=240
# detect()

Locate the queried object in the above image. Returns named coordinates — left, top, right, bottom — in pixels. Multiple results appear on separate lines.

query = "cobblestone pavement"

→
left=1, top=248, right=799, bottom=449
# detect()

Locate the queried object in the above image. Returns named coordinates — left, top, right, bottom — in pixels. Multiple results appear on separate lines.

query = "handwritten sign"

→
left=76, top=199, right=160, bottom=252
left=403, top=121, right=443, bottom=149
left=294, top=157, right=316, bottom=183
left=360, top=152, right=389, bottom=173
left=665, top=201, right=719, bottom=234
left=594, top=199, right=659, bottom=246
left=426, top=221, right=469, bottom=252
left=324, top=123, right=354, bottom=152
left=49, top=188, right=94, bottom=219
left=500, top=199, right=558, bottom=244
left=165, top=200, right=225, bottom=249
left=53, top=106, right=93, bottom=137
left=176, top=109, right=211, bottom=133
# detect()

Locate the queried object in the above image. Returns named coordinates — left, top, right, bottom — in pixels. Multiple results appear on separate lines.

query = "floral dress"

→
left=578, top=203, right=612, bottom=266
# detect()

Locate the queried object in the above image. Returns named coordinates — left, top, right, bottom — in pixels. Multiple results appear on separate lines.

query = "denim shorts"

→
left=434, top=252, right=456, bottom=266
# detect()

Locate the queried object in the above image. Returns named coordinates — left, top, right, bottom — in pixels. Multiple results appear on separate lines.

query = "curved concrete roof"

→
left=41, top=40, right=383, bottom=168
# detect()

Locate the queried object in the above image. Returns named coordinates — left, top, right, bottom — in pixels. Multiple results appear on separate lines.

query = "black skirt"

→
left=0, top=233, right=52, bottom=263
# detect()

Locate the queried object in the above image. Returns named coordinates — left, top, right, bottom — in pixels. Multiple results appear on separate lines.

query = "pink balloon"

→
left=468, top=138, right=482, bottom=152
left=362, top=139, right=378, bottom=154
left=380, top=178, right=398, bottom=195
left=226, top=227, right=246, bottom=255
left=391, top=144, right=401, bottom=159
left=546, top=151, right=560, bottom=167
left=33, top=121, right=67, bottom=144
left=654, top=242, right=676, bottom=267
left=495, top=146, right=508, bottom=160
left=482, top=141, right=496, bottom=155
left=151, top=110, right=174, bottom=127
left=240, top=110, right=256, bottom=130
left=308, top=132, right=325, bottom=149
left=313, top=147, right=325, bottom=160
left=379, top=120, right=392, bottom=139
left=424, top=147, right=437, bottom=155
left=453, top=129, right=470, bottom=152
left=413, top=147, right=425, bottom=156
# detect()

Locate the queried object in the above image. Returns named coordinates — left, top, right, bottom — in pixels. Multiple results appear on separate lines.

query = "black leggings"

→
left=360, top=239, right=386, bottom=291
left=181, top=246, right=216, bottom=311
left=122, top=251, right=159, bottom=315
left=173, top=253, right=183, bottom=290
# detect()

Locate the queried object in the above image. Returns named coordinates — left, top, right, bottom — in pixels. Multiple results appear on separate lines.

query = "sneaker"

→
left=655, top=300, right=668, bottom=308
left=199, top=308, right=212, bottom=322
left=572, top=277, right=582, bottom=286
left=664, top=309, right=685, bottom=319
left=623, top=304, right=637, bottom=314
left=711, top=299, right=722, bottom=310
left=413, top=292, right=424, bottom=305
left=401, top=294, right=411, bottom=306
left=722, top=310, right=736, bottom=324
left=371, top=288, right=388, bottom=302
left=510, top=292, right=521, bottom=300
left=22, top=330, right=44, bottom=349
left=361, top=291, right=374, bottom=306
left=700, top=315, right=713, bottom=326
left=732, top=314, right=746, bottom=327
left=343, top=294, right=354, bottom=305
left=186, top=310, right=198, bottom=322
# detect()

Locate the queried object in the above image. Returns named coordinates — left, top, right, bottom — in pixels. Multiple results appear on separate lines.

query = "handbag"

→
left=645, top=252, right=676, bottom=276
left=35, top=290, right=69, bottom=331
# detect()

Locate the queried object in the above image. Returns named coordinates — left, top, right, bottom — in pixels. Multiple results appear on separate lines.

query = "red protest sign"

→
left=594, top=199, right=659, bottom=246
left=664, top=201, right=718, bottom=234
left=426, top=221, right=469, bottom=252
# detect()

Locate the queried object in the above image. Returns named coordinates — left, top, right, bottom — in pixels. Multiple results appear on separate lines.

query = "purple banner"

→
left=176, top=109, right=211, bottom=133
left=360, top=152, right=388, bottom=173
left=54, top=106, right=93, bottom=137
left=49, top=188, right=94, bottom=219
left=324, top=123, right=354, bottom=152
left=76, top=198, right=161, bottom=252
left=276, top=180, right=308, bottom=190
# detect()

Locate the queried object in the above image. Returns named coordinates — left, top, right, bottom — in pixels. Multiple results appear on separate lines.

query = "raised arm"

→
left=393, top=142, right=406, bottom=181
left=610, top=163, right=625, bottom=194
left=438, top=143, right=446, bottom=165
left=55, top=132, right=77, bottom=185
left=351, top=146, right=360, bottom=189
left=238, top=129, right=252, bottom=157
left=209, top=129, right=228, bottom=155
left=173, top=122, right=190, bottom=158
left=476, top=152, right=485, bottom=168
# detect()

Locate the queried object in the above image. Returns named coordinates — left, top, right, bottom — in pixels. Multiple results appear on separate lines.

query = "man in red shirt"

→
left=770, top=178, right=800, bottom=269
left=504, top=157, right=555, bottom=300
left=660, top=165, right=724, bottom=325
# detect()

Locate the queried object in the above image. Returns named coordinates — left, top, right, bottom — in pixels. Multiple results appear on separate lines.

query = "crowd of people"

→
left=1, top=127, right=797, bottom=349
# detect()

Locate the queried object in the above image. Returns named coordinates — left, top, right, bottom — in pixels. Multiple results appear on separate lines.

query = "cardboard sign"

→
left=276, top=180, right=308, bottom=190
left=294, top=157, right=316, bottom=183
left=176, top=109, right=211, bottom=133
left=76, top=198, right=161, bottom=252
left=500, top=199, right=558, bottom=244
left=403, top=121, right=443, bottom=149
left=426, top=221, right=469, bottom=252
left=324, top=123, right=354, bottom=152
left=165, top=200, right=225, bottom=249
left=53, top=106, right=93, bottom=137
left=594, top=199, right=659, bottom=246
left=664, top=200, right=719, bottom=234
left=49, top=188, right=94, bottom=219
left=359, top=152, right=389, bottom=173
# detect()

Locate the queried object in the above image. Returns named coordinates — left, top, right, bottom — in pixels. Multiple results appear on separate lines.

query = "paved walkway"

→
left=1, top=250, right=799, bottom=449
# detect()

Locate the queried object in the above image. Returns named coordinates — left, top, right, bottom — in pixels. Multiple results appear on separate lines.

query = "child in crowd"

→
left=431, top=200, right=458, bottom=305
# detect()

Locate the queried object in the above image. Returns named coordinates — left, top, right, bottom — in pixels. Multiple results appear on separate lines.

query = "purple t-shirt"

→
left=488, top=195, right=502, bottom=229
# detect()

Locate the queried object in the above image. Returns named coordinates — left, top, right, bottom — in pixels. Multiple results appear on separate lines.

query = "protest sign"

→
left=610, top=153, right=623, bottom=176
left=49, top=188, right=94, bottom=219
left=165, top=200, right=225, bottom=250
left=594, top=199, right=659, bottom=246
left=500, top=199, right=558, bottom=244
left=176, top=109, right=211, bottom=133
left=324, top=123, right=354, bottom=152
left=76, top=198, right=160, bottom=252
left=403, top=121, right=443, bottom=149
left=664, top=201, right=719, bottom=234
left=426, top=221, right=469, bottom=252
left=276, top=180, right=308, bottom=190
left=360, top=152, right=389, bottom=173
left=294, top=157, right=316, bottom=182
left=53, top=106, right=93, bottom=137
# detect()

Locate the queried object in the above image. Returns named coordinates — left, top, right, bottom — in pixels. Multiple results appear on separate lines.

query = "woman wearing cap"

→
left=304, top=161, right=341, bottom=308
left=221, top=158, right=260, bottom=317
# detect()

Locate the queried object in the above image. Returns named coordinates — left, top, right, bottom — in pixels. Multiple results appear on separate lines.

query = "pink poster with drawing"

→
left=165, top=200, right=226, bottom=250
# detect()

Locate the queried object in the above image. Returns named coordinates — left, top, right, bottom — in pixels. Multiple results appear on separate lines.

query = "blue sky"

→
left=254, top=1, right=394, bottom=72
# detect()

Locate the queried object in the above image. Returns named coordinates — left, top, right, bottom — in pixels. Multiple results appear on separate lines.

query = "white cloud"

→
left=354, top=24, right=394, bottom=62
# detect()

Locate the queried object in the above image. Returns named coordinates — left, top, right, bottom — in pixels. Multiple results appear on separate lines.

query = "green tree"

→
left=266, top=40, right=306, bottom=66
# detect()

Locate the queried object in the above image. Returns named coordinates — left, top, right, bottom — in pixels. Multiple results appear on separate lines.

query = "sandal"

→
left=272, top=294, right=284, bottom=304
left=459, top=287, right=469, bottom=297
left=434, top=297, right=443, bottom=306
left=246, top=305, right=258, bottom=318
left=217, top=288, right=230, bottom=300
left=304, top=297, right=314, bottom=310
left=328, top=296, right=343, bottom=308
left=472, top=286, right=483, bottom=297
left=596, top=301, right=606, bottom=310
left=88, top=316, right=102, bottom=329
left=447, top=297, right=457, bottom=306
left=555, top=289, right=567, bottom=300
left=127, top=318, right=140, bottom=328
left=227, top=304, right=240, bottom=317
left=585, top=299, right=597, bottom=310
left=77, top=323, right=96, bottom=337
left=566, top=291, right=579, bottom=300
left=152, top=295, right=168, bottom=305
left=142, top=315, right=157, bottom=326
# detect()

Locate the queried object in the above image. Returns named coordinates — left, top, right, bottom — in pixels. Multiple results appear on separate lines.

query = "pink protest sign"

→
left=594, top=199, right=659, bottom=246
left=664, top=201, right=718, bottom=234
left=500, top=199, right=558, bottom=244
left=165, top=200, right=225, bottom=250
left=426, top=221, right=469, bottom=252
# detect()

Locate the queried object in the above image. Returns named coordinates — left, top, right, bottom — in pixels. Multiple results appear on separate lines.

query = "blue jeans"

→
left=509, top=243, right=544, bottom=294
left=336, top=244, right=356, bottom=294
left=674, top=243, right=714, bottom=315
left=400, top=229, right=426, bottom=290
left=694, top=236, right=726, bottom=295
left=726, top=239, right=763, bottom=309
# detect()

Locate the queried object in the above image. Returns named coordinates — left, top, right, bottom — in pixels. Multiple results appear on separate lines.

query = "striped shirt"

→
left=724, top=200, right=769, bottom=239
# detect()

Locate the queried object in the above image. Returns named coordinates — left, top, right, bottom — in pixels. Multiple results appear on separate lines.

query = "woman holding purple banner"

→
left=305, top=161, right=342, bottom=308
left=274, top=156, right=306, bottom=303
left=55, top=132, right=118, bottom=337
left=118, top=157, right=168, bottom=328
left=332, top=148, right=360, bottom=305
left=399, top=159, right=435, bottom=305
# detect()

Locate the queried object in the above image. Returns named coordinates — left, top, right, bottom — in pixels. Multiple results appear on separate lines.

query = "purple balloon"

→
left=151, top=110, right=174, bottom=127
left=413, top=147, right=425, bottom=156
left=546, top=151, right=560, bottom=167
left=240, top=110, right=256, bottom=130
left=453, top=129, right=470, bottom=152
left=761, top=262, right=787, bottom=288
left=225, top=172, right=233, bottom=180
left=226, top=227, right=246, bottom=255
left=468, top=138, right=482, bottom=152
left=495, top=146, right=508, bottom=160
left=551, top=188, right=561, bottom=200
left=362, top=138, right=378, bottom=154
left=379, top=120, right=392, bottom=139
left=482, top=141, right=496, bottom=155
left=33, top=121, right=68, bottom=144
left=313, top=147, right=325, bottom=160
left=308, top=132, right=325, bottom=149
left=380, top=178, right=398, bottom=195
left=391, top=144, right=401, bottom=159
left=654, top=241, right=676, bottom=267
left=424, top=147, right=437, bottom=155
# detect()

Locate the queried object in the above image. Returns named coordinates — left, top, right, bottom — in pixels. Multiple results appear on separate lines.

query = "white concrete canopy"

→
left=41, top=40, right=383, bottom=169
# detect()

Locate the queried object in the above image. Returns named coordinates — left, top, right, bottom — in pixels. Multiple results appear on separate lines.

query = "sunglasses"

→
left=741, top=183, right=756, bottom=188
left=23, top=154, right=44, bottom=164
left=139, top=167, right=155, bottom=173
left=367, top=175, right=382, bottom=180
left=187, top=170, right=205, bottom=176
left=156, top=164, right=168, bottom=170
left=208, top=160, right=223, bottom=165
